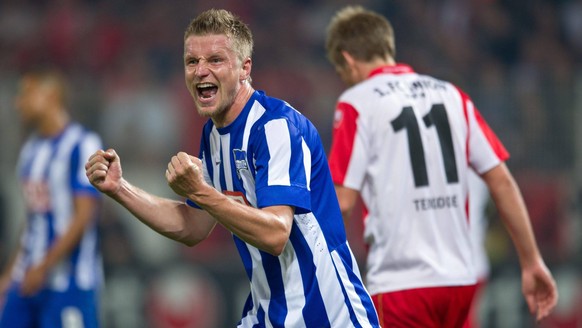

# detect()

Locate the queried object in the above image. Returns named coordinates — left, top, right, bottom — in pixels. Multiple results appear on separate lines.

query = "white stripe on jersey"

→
left=29, top=140, right=52, bottom=182
left=301, top=140, right=311, bottom=191
left=242, top=100, right=265, bottom=150
left=201, top=152, right=213, bottom=186
left=237, top=100, right=265, bottom=207
left=246, top=246, right=273, bottom=326
left=331, top=243, right=369, bottom=326
left=29, top=215, right=48, bottom=268
left=294, top=213, right=351, bottom=325
left=221, top=133, right=234, bottom=190
left=238, top=314, right=259, bottom=328
left=279, top=242, right=307, bottom=327
left=78, top=132, right=101, bottom=187
left=28, top=141, right=52, bottom=267
left=209, top=126, right=222, bottom=192
left=265, top=119, right=291, bottom=186
left=77, top=228, right=100, bottom=289
left=52, top=125, right=82, bottom=235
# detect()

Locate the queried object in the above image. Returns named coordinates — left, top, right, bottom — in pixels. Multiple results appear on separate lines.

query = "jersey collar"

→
left=368, top=63, right=414, bottom=79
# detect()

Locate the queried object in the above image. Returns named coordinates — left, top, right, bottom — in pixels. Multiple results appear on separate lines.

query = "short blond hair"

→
left=184, top=8, right=253, bottom=62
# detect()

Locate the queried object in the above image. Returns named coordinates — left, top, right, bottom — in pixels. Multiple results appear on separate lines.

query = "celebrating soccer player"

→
left=85, top=9, right=380, bottom=327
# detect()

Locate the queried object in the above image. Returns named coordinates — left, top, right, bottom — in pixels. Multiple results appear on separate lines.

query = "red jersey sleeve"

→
left=328, top=102, right=359, bottom=185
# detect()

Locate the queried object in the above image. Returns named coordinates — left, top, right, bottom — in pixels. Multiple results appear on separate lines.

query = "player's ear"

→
left=240, top=57, right=252, bottom=82
left=341, top=51, right=356, bottom=68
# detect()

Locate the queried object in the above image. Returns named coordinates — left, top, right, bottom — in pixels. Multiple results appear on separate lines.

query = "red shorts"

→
left=463, top=279, right=487, bottom=328
left=372, top=284, right=477, bottom=328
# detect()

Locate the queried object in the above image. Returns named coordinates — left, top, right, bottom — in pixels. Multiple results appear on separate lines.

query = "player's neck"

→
left=362, top=57, right=396, bottom=77
left=349, top=57, right=395, bottom=84
left=213, top=81, right=254, bottom=128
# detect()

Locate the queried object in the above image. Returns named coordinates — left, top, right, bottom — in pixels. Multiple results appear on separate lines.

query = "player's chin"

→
left=195, top=103, right=223, bottom=118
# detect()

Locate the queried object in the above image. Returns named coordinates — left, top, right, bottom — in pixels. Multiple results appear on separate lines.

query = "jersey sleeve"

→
left=328, top=101, right=368, bottom=190
left=459, top=89, right=510, bottom=174
left=71, top=132, right=102, bottom=196
left=251, top=118, right=311, bottom=213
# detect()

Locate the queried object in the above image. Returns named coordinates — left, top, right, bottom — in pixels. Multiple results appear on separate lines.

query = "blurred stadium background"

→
left=0, top=0, right=581, bottom=327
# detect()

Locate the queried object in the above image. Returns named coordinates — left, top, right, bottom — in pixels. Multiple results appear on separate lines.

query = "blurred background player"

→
left=85, top=9, right=380, bottom=327
left=0, top=68, right=104, bottom=328
left=325, top=5, right=558, bottom=328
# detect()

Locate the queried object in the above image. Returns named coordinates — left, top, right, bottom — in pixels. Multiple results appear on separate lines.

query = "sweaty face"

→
left=184, top=34, right=244, bottom=121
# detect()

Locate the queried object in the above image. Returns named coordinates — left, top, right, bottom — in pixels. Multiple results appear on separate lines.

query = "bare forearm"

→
left=484, top=165, right=542, bottom=268
left=165, top=152, right=292, bottom=255
left=112, top=179, right=202, bottom=244
left=191, top=185, right=291, bottom=255
left=335, top=185, right=359, bottom=231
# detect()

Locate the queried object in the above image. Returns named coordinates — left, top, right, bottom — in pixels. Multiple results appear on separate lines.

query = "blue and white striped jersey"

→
left=187, top=91, right=379, bottom=327
left=14, top=123, right=103, bottom=292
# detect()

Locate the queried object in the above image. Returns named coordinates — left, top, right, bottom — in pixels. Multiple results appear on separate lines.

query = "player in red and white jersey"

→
left=325, top=5, right=558, bottom=327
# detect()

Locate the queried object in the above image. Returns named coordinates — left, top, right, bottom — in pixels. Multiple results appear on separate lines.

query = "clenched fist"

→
left=85, top=149, right=123, bottom=197
left=166, top=152, right=208, bottom=199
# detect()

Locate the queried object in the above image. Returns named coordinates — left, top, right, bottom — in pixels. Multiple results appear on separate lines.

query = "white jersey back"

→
left=328, top=64, right=509, bottom=295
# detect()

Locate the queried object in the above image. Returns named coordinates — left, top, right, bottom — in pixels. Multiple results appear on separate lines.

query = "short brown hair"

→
left=325, top=6, right=395, bottom=68
left=184, top=9, right=253, bottom=62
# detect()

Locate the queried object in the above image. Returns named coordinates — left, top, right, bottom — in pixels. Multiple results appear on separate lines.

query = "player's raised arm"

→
left=166, top=152, right=294, bottom=256
left=85, top=149, right=217, bottom=246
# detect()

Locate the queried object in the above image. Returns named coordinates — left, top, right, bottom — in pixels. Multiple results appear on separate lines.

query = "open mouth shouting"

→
left=197, top=82, right=218, bottom=103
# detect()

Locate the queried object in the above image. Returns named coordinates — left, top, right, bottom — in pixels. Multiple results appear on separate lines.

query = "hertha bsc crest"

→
left=233, top=149, right=248, bottom=179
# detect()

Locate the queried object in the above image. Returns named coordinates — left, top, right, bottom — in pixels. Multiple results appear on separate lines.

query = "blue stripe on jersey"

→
left=218, top=141, right=227, bottom=192
left=335, top=243, right=379, bottom=327
left=69, top=238, right=82, bottom=288
left=255, top=185, right=310, bottom=212
left=289, top=224, right=330, bottom=327
left=255, top=307, right=266, bottom=327
left=70, top=144, right=81, bottom=189
left=261, top=252, right=287, bottom=326
left=69, top=143, right=100, bottom=195
left=234, top=235, right=253, bottom=279
left=18, top=141, right=39, bottom=179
